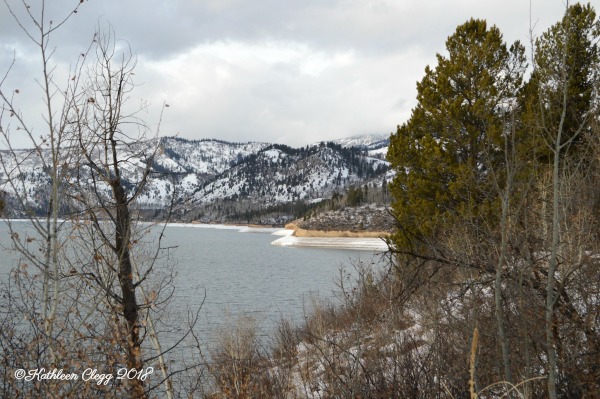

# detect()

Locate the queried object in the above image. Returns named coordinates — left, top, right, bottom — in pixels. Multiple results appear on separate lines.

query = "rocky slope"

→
left=294, top=205, right=395, bottom=234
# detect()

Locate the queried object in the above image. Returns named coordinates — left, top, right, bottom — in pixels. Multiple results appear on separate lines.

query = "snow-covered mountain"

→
left=137, top=137, right=269, bottom=208
left=1, top=135, right=391, bottom=224
left=327, top=133, right=390, bottom=151
left=153, top=137, right=268, bottom=175
left=178, top=142, right=389, bottom=223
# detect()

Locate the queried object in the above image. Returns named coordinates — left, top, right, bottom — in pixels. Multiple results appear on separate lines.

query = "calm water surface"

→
left=0, top=222, right=385, bottom=344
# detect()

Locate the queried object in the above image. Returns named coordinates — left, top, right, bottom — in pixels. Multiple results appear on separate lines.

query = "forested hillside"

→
left=1, top=137, right=391, bottom=224
left=179, top=141, right=390, bottom=223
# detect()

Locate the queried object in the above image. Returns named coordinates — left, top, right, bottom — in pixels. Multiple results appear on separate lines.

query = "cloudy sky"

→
left=1, top=0, right=571, bottom=148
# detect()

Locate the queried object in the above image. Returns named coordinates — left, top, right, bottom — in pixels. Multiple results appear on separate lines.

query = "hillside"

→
left=294, top=205, right=394, bottom=234
left=327, top=133, right=390, bottom=152
left=0, top=135, right=392, bottom=226
left=177, top=142, right=390, bottom=224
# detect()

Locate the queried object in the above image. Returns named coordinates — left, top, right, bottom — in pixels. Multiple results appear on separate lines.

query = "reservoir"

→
left=0, top=221, right=388, bottom=345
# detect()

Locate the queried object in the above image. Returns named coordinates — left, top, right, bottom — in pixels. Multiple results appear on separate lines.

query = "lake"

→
left=0, top=221, right=387, bottom=346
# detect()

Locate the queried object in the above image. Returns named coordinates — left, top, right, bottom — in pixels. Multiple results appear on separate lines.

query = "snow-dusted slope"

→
left=327, top=133, right=390, bottom=151
left=202, top=144, right=387, bottom=203
left=178, top=142, right=390, bottom=222
left=137, top=137, right=269, bottom=207
left=154, top=137, right=268, bottom=175
left=1, top=136, right=390, bottom=223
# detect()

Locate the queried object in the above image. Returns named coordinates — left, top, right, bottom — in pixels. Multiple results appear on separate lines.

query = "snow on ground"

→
left=156, top=222, right=279, bottom=234
left=155, top=156, right=184, bottom=172
left=368, top=146, right=388, bottom=157
left=271, top=232, right=388, bottom=251
left=163, top=222, right=249, bottom=230
left=263, top=149, right=284, bottom=161
left=271, top=229, right=294, bottom=236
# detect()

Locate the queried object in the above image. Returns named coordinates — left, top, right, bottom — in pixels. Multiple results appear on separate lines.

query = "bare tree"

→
left=528, top=2, right=599, bottom=396
left=66, top=25, right=168, bottom=398
left=0, top=0, right=89, bottom=391
left=1, top=2, right=204, bottom=398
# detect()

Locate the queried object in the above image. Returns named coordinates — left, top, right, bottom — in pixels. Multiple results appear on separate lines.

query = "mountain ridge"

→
left=0, top=134, right=392, bottom=226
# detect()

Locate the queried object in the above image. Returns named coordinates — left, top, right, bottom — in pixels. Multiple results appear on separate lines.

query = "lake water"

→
left=0, top=222, right=387, bottom=346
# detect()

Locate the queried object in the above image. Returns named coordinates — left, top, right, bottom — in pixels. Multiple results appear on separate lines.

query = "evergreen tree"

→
left=523, top=3, right=599, bottom=160
left=387, top=19, right=526, bottom=250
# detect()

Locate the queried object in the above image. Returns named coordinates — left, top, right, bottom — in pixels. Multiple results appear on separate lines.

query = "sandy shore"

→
left=293, top=227, right=390, bottom=239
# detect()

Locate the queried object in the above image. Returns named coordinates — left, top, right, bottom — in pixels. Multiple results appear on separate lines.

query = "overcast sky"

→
left=0, top=0, right=573, bottom=148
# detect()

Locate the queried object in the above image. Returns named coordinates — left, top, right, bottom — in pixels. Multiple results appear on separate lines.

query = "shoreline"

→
left=293, top=227, right=391, bottom=239
left=270, top=233, right=388, bottom=251
left=4, top=218, right=391, bottom=251
left=148, top=222, right=391, bottom=251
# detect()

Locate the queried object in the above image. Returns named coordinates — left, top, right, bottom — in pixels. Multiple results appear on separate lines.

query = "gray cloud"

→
left=1, top=0, right=572, bottom=147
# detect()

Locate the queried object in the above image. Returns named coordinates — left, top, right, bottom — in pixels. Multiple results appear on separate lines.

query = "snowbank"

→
left=271, top=231, right=388, bottom=251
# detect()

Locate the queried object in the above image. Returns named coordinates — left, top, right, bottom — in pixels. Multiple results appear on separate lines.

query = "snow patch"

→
left=271, top=235, right=388, bottom=251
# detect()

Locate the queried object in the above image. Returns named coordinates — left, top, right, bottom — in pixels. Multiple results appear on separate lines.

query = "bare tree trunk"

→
left=545, top=128, right=562, bottom=399
left=1, top=3, right=204, bottom=397
left=112, top=176, right=145, bottom=398
left=495, top=195, right=513, bottom=385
